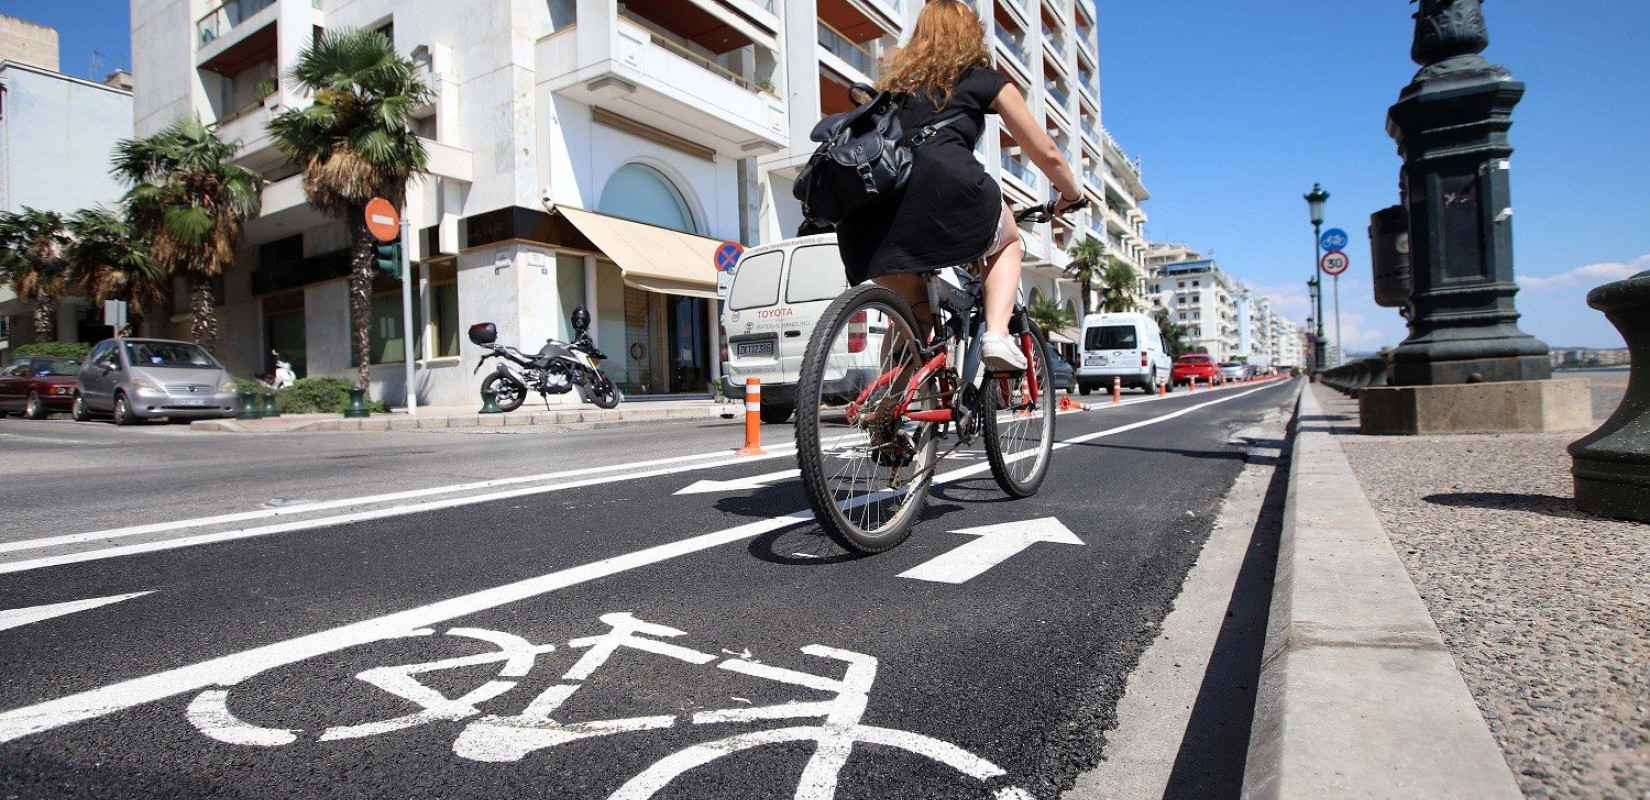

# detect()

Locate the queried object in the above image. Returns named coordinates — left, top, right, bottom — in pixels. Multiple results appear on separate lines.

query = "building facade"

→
left=1147, top=258, right=1237, bottom=361
left=128, top=0, right=1140, bottom=401
left=0, top=53, right=135, bottom=358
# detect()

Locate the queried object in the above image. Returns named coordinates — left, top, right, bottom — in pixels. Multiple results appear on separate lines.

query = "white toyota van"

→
left=719, top=234, right=884, bottom=423
left=1076, top=312, right=1172, bottom=394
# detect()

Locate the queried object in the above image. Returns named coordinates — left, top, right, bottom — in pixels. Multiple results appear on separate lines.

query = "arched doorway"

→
left=597, top=163, right=712, bottom=395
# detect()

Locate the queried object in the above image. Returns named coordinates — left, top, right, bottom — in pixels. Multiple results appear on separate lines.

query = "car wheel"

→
left=1078, top=384, right=1091, bottom=396
left=24, top=392, right=47, bottom=420
left=72, top=395, right=92, bottom=422
left=113, top=392, right=139, bottom=426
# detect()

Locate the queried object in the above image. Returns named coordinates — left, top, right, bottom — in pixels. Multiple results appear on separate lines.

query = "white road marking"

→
left=0, top=433, right=101, bottom=446
left=0, top=442, right=798, bottom=554
left=0, top=382, right=1286, bottom=745
left=674, top=468, right=801, bottom=496
left=897, top=518, right=1083, bottom=584
left=0, top=592, right=154, bottom=633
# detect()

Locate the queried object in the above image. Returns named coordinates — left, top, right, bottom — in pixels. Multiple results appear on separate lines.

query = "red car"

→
left=0, top=356, right=81, bottom=419
left=1171, top=354, right=1221, bottom=387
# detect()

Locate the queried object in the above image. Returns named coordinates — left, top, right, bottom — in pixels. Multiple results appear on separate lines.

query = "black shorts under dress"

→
left=835, top=67, right=1012, bottom=287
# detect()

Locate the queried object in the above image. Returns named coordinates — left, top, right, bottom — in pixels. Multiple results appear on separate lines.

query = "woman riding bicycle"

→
left=793, top=0, right=1083, bottom=555
left=835, top=0, right=1086, bottom=372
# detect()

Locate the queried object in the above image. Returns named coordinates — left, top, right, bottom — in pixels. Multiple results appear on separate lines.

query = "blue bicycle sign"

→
left=1320, top=228, right=1349, bottom=253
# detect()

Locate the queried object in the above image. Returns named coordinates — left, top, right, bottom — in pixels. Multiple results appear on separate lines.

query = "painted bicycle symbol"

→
left=185, top=612, right=1033, bottom=799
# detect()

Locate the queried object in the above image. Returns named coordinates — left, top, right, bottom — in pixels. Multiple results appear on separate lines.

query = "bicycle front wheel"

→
left=795, top=285, right=939, bottom=554
left=983, top=322, right=1056, bottom=497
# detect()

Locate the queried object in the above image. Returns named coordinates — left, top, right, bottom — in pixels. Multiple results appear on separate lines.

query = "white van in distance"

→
left=719, top=234, right=884, bottom=423
left=1076, top=312, right=1172, bottom=394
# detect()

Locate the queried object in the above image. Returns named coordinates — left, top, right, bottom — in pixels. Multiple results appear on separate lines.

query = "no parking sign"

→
left=715, top=241, right=744, bottom=273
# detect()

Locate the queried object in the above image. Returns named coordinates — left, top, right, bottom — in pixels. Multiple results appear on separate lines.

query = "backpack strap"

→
left=908, top=113, right=967, bottom=147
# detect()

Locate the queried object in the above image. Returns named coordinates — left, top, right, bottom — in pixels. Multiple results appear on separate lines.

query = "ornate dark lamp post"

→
left=1385, top=0, right=1549, bottom=385
left=1304, top=183, right=1329, bottom=372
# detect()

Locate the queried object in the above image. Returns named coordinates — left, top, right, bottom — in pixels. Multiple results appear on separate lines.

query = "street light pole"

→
left=1305, top=183, right=1330, bottom=371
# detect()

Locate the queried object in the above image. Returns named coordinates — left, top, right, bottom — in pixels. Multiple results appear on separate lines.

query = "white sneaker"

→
left=979, top=332, right=1027, bottom=372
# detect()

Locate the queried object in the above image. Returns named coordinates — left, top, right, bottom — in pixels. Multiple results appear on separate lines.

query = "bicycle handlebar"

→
left=1013, top=197, right=1088, bottom=224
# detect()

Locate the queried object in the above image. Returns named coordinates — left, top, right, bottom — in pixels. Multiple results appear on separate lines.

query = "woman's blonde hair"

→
left=876, top=0, right=991, bottom=110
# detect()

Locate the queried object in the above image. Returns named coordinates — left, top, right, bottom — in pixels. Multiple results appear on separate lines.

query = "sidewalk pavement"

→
left=190, top=397, right=741, bottom=433
left=1247, top=379, right=1644, bottom=800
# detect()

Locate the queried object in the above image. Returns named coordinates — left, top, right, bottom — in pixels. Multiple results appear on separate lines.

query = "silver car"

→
left=75, top=338, right=239, bottom=425
left=1218, top=362, right=1248, bottom=382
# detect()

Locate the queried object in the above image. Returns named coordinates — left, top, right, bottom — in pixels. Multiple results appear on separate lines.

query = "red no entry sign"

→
left=365, top=198, right=400, bottom=243
left=1320, top=250, right=1350, bottom=276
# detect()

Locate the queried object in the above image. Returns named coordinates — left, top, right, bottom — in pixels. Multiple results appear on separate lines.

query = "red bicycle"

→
left=795, top=202, right=1063, bottom=553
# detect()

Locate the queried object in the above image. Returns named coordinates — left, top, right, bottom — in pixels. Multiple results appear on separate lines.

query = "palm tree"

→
left=1153, top=307, right=1189, bottom=356
left=66, top=207, right=168, bottom=337
left=1026, top=297, right=1076, bottom=338
left=0, top=208, right=72, bottom=340
left=112, top=115, right=263, bottom=352
left=1096, top=257, right=1141, bottom=314
left=268, top=28, right=431, bottom=391
left=1063, top=236, right=1105, bottom=320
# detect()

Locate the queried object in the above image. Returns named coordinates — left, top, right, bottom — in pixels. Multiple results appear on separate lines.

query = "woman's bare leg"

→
left=981, top=204, right=1023, bottom=337
left=872, top=272, right=933, bottom=333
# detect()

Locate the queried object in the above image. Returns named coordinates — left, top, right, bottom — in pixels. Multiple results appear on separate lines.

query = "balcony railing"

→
left=1081, top=118, right=1101, bottom=143
left=1043, top=24, right=1068, bottom=55
left=197, top=0, right=275, bottom=47
left=1000, top=154, right=1039, bottom=191
left=994, top=26, right=1031, bottom=69
left=1044, top=83, right=1070, bottom=111
left=618, top=12, right=770, bottom=95
left=818, top=22, right=879, bottom=79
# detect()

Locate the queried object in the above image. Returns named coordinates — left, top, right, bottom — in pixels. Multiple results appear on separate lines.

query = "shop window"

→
left=433, top=283, right=459, bottom=357
left=556, top=254, right=586, bottom=342
left=598, top=164, right=698, bottom=234
left=369, top=291, right=423, bottom=365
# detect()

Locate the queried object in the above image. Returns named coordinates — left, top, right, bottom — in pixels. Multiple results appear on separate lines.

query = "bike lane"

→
left=0, top=381, right=1297, bottom=799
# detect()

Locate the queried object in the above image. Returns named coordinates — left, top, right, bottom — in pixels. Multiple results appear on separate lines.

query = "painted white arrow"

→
left=898, top=518, right=1083, bottom=584
left=0, top=591, right=154, bottom=633
left=674, top=469, right=801, bottom=496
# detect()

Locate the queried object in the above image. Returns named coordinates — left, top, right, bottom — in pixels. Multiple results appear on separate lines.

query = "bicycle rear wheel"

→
left=983, top=322, right=1055, bottom=497
left=795, top=285, right=939, bottom=554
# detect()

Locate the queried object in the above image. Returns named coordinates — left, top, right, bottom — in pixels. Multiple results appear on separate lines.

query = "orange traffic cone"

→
left=737, top=377, right=766, bottom=456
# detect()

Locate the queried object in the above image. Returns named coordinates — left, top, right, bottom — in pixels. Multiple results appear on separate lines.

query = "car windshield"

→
left=1220, top=363, right=1240, bottom=368
left=1178, top=355, right=1211, bottom=363
left=30, top=358, right=79, bottom=376
left=1085, top=325, right=1137, bottom=350
left=124, top=341, right=221, bottom=369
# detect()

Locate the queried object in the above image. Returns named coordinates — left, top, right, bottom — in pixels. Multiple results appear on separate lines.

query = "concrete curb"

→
left=189, top=404, right=741, bottom=433
left=1241, top=386, right=1522, bottom=799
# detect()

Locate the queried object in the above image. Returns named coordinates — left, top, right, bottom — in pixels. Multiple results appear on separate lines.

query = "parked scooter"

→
left=271, top=350, right=296, bottom=390
left=468, top=306, right=621, bottom=411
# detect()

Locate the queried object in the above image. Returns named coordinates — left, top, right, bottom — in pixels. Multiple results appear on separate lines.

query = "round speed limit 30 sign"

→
left=1320, top=250, right=1351, bottom=276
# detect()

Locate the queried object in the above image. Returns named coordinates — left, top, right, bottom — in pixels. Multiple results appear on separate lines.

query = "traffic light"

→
left=373, top=240, right=402, bottom=279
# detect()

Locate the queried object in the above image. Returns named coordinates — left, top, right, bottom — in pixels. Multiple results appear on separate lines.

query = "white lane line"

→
left=0, top=381, right=1285, bottom=745
left=0, top=592, right=155, bottom=633
left=0, top=380, right=1276, bottom=571
left=0, top=444, right=798, bottom=557
left=0, top=433, right=101, bottom=446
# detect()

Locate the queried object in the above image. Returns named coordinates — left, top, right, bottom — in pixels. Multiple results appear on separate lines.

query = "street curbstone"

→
left=358, top=419, right=391, bottom=432
left=388, top=418, right=420, bottom=430
left=446, top=416, right=478, bottom=428
left=478, top=415, right=505, bottom=427
left=415, top=417, right=449, bottom=429
left=1242, top=387, right=1522, bottom=800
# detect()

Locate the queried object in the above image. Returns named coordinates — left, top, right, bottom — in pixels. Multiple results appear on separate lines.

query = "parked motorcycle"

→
left=468, top=306, right=621, bottom=411
left=271, top=350, right=296, bottom=390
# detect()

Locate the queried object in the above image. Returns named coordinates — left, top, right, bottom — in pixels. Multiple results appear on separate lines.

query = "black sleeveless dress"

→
left=836, top=67, right=1011, bottom=286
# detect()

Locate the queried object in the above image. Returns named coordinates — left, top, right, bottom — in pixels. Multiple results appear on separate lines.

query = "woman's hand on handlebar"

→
left=1053, top=192, right=1087, bottom=216
left=1014, top=195, right=1088, bottom=224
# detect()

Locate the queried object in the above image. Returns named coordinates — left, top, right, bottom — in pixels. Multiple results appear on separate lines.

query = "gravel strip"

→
left=1318, top=383, right=1647, bottom=800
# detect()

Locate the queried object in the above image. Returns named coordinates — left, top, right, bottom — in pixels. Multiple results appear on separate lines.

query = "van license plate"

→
left=1085, top=355, right=1107, bottom=366
left=736, top=342, right=775, bottom=358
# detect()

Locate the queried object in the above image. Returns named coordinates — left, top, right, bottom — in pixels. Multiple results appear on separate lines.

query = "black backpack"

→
left=793, top=89, right=962, bottom=226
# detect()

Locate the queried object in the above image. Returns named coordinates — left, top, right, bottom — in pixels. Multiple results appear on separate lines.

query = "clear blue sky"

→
left=12, top=1, right=1647, bottom=348
left=1098, top=1, right=1650, bottom=350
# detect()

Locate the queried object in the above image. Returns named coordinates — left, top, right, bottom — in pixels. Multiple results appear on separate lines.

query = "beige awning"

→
left=554, top=205, right=723, bottom=299
left=1050, top=328, right=1080, bottom=346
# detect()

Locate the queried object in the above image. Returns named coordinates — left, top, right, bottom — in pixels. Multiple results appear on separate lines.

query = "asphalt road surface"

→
left=0, top=379, right=1297, bottom=799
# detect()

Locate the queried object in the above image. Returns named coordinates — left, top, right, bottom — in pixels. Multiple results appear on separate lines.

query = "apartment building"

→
left=1147, top=258, right=1238, bottom=361
left=129, top=0, right=1136, bottom=402
left=758, top=0, right=1140, bottom=345
left=0, top=19, right=135, bottom=358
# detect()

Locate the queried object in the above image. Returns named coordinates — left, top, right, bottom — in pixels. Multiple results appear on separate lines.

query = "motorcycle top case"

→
left=468, top=322, right=498, bottom=345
